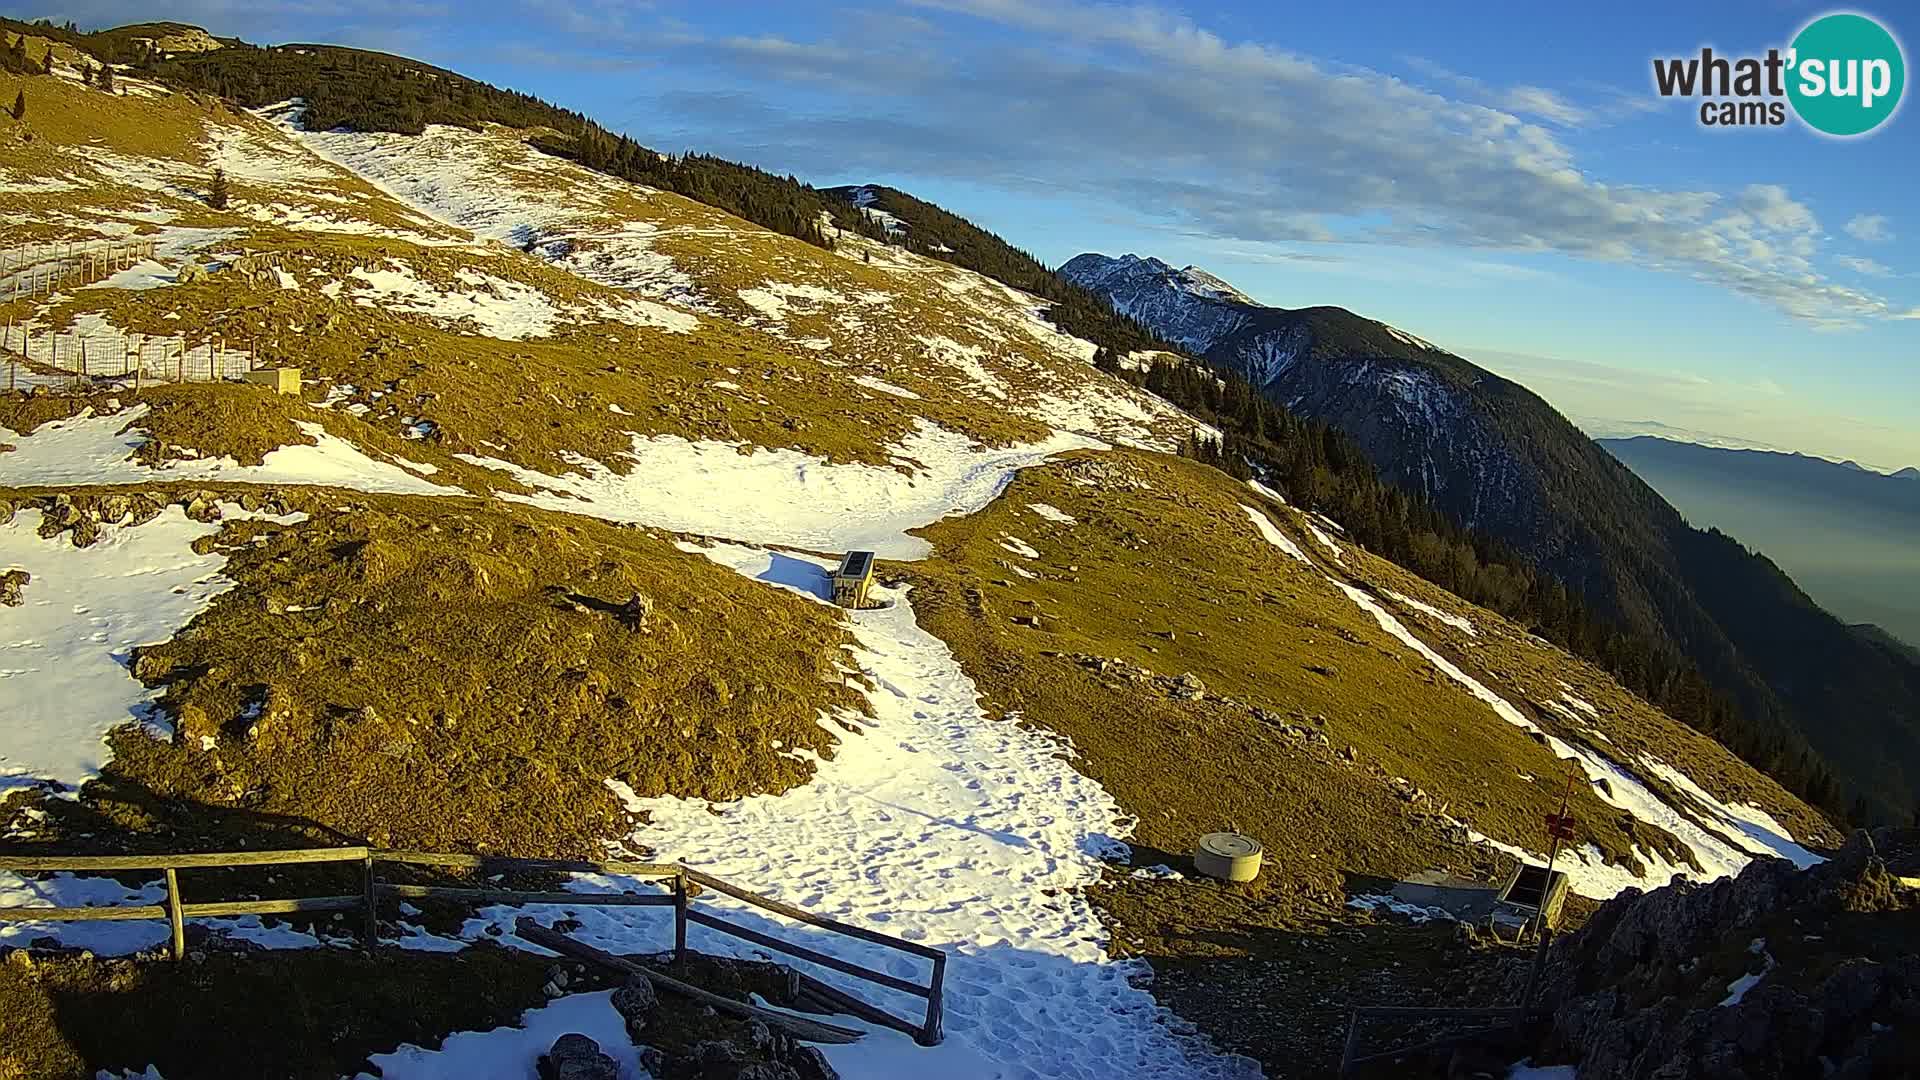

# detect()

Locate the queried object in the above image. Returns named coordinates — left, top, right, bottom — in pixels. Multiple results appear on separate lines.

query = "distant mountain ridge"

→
left=1600, top=435, right=1920, bottom=653
left=1062, top=251, right=1920, bottom=823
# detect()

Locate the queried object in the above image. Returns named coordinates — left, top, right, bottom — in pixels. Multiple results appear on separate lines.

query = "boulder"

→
left=69, top=516, right=102, bottom=548
left=0, top=569, right=28, bottom=606
left=97, top=494, right=131, bottom=525
left=539, top=1033, right=618, bottom=1080
left=184, top=495, right=222, bottom=523
left=1170, top=672, right=1206, bottom=700
left=610, top=974, right=658, bottom=1039
left=175, top=261, right=209, bottom=284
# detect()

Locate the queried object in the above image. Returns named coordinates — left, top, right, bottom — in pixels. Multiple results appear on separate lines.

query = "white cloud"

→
left=643, top=0, right=1912, bottom=329
left=1844, top=214, right=1893, bottom=243
left=1837, top=255, right=1892, bottom=277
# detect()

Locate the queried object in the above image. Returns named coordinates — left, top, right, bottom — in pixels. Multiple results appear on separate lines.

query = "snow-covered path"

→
left=412, top=544, right=1255, bottom=1079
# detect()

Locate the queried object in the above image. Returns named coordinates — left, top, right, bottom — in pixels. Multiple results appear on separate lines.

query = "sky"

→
left=22, top=0, right=1920, bottom=470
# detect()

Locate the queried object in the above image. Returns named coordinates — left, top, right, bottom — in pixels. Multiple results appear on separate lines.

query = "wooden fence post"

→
left=673, top=869, right=689, bottom=962
left=164, top=867, right=186, bottom=961
left=361, top=853, right=378, bottom=948
left=918, top=951, right=946, bottom=1046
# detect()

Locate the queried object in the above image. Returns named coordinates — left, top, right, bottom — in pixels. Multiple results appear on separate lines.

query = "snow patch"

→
left=456, top=420, right=1100, bottom=560
left=0, top=505, right=304, bottom=798
left=1240, top=504, right=1311, bottom=565
left=0, top=407, right=460, bottom=497
left=1384, top=589, right=1477, bottom=636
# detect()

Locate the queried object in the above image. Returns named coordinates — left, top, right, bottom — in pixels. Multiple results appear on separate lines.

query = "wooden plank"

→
left=793, top=970, right=925, bottom=1043
left=164, top=868, right=185, bottom=962
left=680, top=867, right=945, bottom=961
left=513, top=918, right=865, bottom=1045
left=178, top=896, right=363, bottom=919
left=375, top=850, right=677, bottom=877
left=377, top=884, right=672, bottom=907
left=0, top=905, right=168, bottom=922
left=685, top=908, right=929, bottom=998
left=0, top=847, right=370, bottom=872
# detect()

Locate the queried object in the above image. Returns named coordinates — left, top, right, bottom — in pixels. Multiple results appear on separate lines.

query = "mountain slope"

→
left=1600, top=435, right=1920, bottom=651
left=0, top=21, right=1864, bottom=1079
left=1062, top=252, right=1920, bottom=824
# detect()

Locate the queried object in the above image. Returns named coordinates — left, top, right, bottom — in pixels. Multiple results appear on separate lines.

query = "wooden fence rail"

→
left=0, top=846, right=945, bottom=1046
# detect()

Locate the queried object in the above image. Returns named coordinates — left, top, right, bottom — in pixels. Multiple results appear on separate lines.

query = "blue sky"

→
left=28, top=0, right=1920, bottom=468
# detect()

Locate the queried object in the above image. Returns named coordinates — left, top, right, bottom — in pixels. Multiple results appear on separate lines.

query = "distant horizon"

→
left=1585, top=422, right=1918, bottom=476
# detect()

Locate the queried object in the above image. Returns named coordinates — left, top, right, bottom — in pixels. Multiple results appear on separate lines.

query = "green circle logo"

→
left=1788, top=13, right=1906, bottom=136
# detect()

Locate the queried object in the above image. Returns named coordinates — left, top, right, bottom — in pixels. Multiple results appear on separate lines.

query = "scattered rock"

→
left=97, top=494, right=131, bottom=524
left=539, top=1033, right=618, bottom=1080
left=183, top=492, right=222, bottom=523
left=611, top=975, right=658, bottom=1040
left=789, top=1046, right=839, bottom=1080
left=618, top=591, right=653, bottom=630
left=69, top=515, right=102, bottom=548
left=1171, top=672, right=1207, bottom=701
left=0, top=569, right=28, bottom=606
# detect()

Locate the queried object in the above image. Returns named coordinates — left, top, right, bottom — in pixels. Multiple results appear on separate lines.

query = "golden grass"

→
left=0, top=488, right=866, bottom=858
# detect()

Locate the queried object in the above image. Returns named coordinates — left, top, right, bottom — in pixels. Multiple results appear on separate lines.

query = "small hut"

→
left=833, top=550, right=876, bottom=609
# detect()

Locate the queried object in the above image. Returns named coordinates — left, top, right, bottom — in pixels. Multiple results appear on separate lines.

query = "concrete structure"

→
left=243, top=367, right=301, bottom=395
left=1388, top=870, right=1501, bottom=923
left=1193, top=832, right=1262, bottom=882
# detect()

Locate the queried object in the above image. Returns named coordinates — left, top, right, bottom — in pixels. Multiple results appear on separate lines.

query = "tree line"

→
left=1146, top=358, right=1849, bottom=821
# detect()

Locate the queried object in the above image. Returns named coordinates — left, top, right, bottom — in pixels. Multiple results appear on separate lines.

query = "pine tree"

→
left=208, top=167, right=230, bottom=210
left=42, top=46, right=53, bottom=75
left=97, top=64, right=114, bottom=93
left=9, top=90, right=23, bottom=121
left=80, top=63, right=93, bottom=86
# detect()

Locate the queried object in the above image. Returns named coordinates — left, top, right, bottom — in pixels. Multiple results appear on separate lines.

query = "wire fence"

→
left=1, top=320, right=258, bottom=389
left=2, top=238, right=160, bottom=302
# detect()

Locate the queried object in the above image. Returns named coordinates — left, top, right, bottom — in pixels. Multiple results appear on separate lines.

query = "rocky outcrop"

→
left=1529, top=830, right=1920, bottom=1079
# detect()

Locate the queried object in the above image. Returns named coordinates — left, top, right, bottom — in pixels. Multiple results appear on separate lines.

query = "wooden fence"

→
left=2, top=239, right=159, bottom=302
left=0, top=846, right=946, bottom=1046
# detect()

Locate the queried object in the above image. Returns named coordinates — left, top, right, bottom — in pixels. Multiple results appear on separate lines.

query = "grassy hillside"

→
left=1, top=485, right=867, bottom=858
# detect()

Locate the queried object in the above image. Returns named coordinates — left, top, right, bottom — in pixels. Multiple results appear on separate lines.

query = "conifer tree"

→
left=208, top=167, right=230, bottom=210
left=80, top=63, right=93, bottom=86
left=98, top=64, right=114, bottom=92
left=10, top=90, right=23, bottom=121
